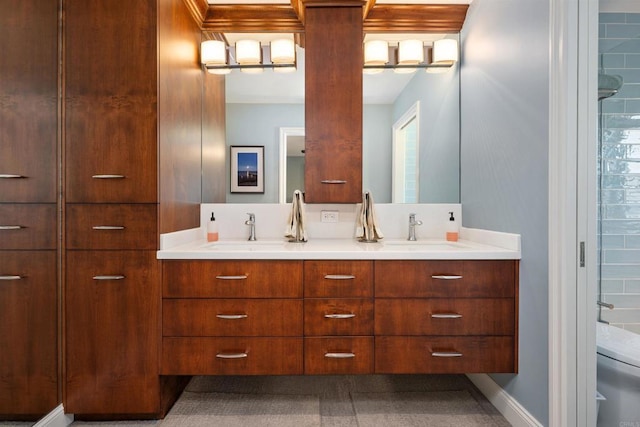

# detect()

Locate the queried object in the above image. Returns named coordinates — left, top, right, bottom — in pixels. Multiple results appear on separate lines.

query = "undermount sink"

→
left=381, top=240, right=468, bottom=251
left=201, top=240, right=288, bottom=251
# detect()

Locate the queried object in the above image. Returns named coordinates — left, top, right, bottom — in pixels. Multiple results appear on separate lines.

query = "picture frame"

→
left=230, top=145, right=264, bottom=193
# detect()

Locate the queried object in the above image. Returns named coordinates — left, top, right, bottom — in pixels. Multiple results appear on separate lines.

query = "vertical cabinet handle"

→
left=431, top=275, right=463, bottom=280
left=324, top=274, right=356, bottom=280
left=431, top=351, right=463, bottom=357
left=92, top=226, right=126, bottom=230
left=0, top=225, right=24, bottom=230
left=0, top=275, right=23, bottom=280
left=324, top=313, right=356, bottom=319
left=216, top=352, right=248, bottom=359
left=0, top=174, right=26, bottom=179
left=92, top=275, right=126, bottom=280
left=324, top=352, right=355, bottom=359
left=92, top=174, right=125, bottom=179
left=431, top=313, right=463, bottom=319
left=215, top=275, right=248, bottom=280
left=215, top=314, right=248, bottom=320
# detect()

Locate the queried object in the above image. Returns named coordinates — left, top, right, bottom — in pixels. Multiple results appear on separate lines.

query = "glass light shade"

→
left=207, top=68, right=231, bottom=75
left=274, top=65, right=297, bottom=73
left=270, top=39, right=295, bottom=64
left=364, top=40, right=389, bottom=66
left=241, top=67, right=264, bottom=74
left=201, top=40, right=227, bottom=65
left=432, top=39, right=458, bottom=64
left=236, top=39, right=262, bottom=64
left=393, top=67, right=417, bottom=74
left=363, top=68, right=384, bottom=75
left=398, top=40, right=424, bottom=65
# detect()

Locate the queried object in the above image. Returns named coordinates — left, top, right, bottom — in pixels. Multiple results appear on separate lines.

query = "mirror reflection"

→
left=223, top=34, right=460, bottom=204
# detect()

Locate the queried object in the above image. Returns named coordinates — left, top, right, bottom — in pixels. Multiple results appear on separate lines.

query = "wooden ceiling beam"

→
left=202, top=5, right=304, bottom=33
left=363, top=4, right=468, bottom=33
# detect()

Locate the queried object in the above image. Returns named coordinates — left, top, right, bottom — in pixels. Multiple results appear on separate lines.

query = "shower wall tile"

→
left=616, top=83, right=640, bottom=98
left=626, top=100, right=640, bottom=112
left=626, top=280, right=640, bottom=293
left=627, top=189, right=640, bottom=203
left=626, top=235, right=640, bottom=248
left=604, top=114, right=640, bottom=129
left=601, top=264, right=640, bottom=279
left=602, top=99, right=625, bottom=113
left=605, top=205, right=640, bottom=219
left=601, top=219, right=640, bottom=234
left=605, top=23, right=640, bottom=39
left=600, top=308, right=640, bottom=324
left=602, top=234, right=625, bottom=248
left=626, top=54, right=640, bottom=68
left=600, top=13, right=627, bottom=24
left=601, top=189, right=624, bottom=204
left=603, top=249, right=640, bottom=263
left=602, top=294, right=640, bottom=308
left=601, top=175, right=640, bottom=189
left=601, top=279, right=624, bottom=293
left=604, top=160, right=640, bottom=174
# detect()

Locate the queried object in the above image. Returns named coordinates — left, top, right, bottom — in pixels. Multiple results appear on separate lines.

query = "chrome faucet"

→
left=245, top=213, right=256, bottom=241
left=408, top=213, right=423, bottom=241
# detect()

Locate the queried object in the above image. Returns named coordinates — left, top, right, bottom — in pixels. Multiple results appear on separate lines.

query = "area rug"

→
left=160, top=391, right=321, bottom=427
left=351, top=390, right=502, bottom=427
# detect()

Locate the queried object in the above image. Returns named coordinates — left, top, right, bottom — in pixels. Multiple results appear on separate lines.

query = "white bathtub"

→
left=597, top=322, right=640, bottom=426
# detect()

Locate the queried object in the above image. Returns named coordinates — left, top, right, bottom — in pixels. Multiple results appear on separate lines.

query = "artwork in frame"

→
left=230, top=145, right=264, bottom=193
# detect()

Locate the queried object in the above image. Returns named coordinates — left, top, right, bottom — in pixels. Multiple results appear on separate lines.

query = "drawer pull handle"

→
left=0, top=174, right=26, bottom=179
left=92, top=174, right=125, bottom=179
left=324, top=313, right=356, bottom=319
left=92, top=225, right=126, bottom=230
left=0, top=225, right=24, bottom=230
left=431, top=275, right=463, bottom=280
left=216, top=352, right=248, bottom=359
left=215, top=275, right=248, bottom=280
left=216, top=314, right=248, bottom=320
left=0, top=275, right=22, bottom=280
left=325, top=352, right=355, bottom=359
left=432, top=351, right=463, bottom=358
left=93, top=275, right=125, bottom=280
left=324, top=274, right=356, bottom=280
left=431, top=313, right=463, bottom=319
left=320, top=180, right=347, bottom=184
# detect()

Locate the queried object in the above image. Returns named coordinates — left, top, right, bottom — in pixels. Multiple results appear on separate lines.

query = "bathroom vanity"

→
left=158, top=236, right=519, bottom=376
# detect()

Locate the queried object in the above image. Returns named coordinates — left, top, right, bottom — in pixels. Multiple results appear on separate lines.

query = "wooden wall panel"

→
left=201, top=56, right=226, bottom=204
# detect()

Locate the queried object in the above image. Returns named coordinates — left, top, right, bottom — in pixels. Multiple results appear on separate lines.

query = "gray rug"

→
left=160, top=391, right=320, bottom=427
left=351, top=390, right=500, bottom=427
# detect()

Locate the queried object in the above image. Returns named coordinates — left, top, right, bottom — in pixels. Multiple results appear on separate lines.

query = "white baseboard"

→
left=33, top=404, right=74, bottom=427
left=466, top=374, right=543, bottom=427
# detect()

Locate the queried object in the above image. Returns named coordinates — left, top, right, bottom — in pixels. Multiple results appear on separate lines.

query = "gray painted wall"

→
left=460, top=0, right=549, bottom=424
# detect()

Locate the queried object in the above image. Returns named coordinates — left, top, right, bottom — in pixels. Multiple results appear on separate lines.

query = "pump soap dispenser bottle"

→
left=207, top=212, right=219, bottom=242
left=446, top=211, right=459, bottom=242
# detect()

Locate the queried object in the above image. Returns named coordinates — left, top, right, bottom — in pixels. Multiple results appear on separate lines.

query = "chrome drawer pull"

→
left=320, top=180, right=347, bottom=184
left=92, top=225, right=126, bottom=230
left=93, top=275, right=125, bottom=280
left=0, top=275, right=22, bottom=280
left=324, top=274, right=356, bottom=280
left=0, top=174, right=25, bottom=179
left=92, top=174, right=125, bottom=179
left=431, top=313, right=463, bottom=319
left=432, top=351, right=463, bottom=358
left=324, top=313, right=356, bottom=319
left=0, top=225, right=23, bottom=230
left=325, top=352, right=355, bottom=359
left=215, top=275, right=248, bottom=280
left=216, top=352, right=248, bottom=359
left=216, top=314, right=248, bottom=320
left=431, top=275, right=463, bottom=280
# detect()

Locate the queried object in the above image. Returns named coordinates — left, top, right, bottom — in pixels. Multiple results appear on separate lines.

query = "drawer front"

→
left=0, top=204, right=56, bottom=249
left=163, top=299, right=303, bottom=337
left=375, top=260, right=516, bottom=298
left=375, top=298, right=515, bottom=336
left=161, top=337, right=303, bottom=375
left=375, top=336, right=515, bottom=374
left=163, top=260, right=303, bottom=298
left=304, top=337, right=373, bottom=375
left=304, top=299, right=373, bottom=336
left=304, top=260, right=373, bottom=298
left=66, top=204, right=157, bottom=250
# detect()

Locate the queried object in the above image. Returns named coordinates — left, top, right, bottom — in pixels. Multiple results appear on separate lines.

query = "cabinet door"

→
left=64, top=0, right=157, bottom=203
left=304, top=6, right=363, bottom=203
left=0, top=251, right=57, bottom=416
left=0, top=1, right=57, bottom=203
left=66, top=251, right=160, bottom=415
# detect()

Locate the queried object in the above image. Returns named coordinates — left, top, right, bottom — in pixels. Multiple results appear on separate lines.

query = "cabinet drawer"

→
left=375, top=298, right=515, bottom=336
left=375, top=260, right=516, bottom=298
left=163, top=260, right=303, bottom=298
left=163, top=299, right=303, bottom=337
left=161, top=337, right=303, bottom=375
left=0, top=204, right=56, bottom=249
left=304, top=260, right=373, bottom=298
left=304, top=299, right=373, bottom=336
left=66, top=204, right=157, bottom=250
left=375, top=336, right=515, bottom=374
left=304, top=337, right=373, bottom=374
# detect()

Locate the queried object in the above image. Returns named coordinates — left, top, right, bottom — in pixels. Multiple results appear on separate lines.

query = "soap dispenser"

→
left=207, top=212, right=219, bottom=242
left=446, top=211, right=459, bottom=242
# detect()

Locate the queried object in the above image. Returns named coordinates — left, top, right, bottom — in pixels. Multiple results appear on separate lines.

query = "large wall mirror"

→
left=223, top=33, right=460, bottom=204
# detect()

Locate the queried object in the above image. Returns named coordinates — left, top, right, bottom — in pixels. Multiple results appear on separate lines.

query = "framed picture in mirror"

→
left=230, top=145, right=264, bottom=193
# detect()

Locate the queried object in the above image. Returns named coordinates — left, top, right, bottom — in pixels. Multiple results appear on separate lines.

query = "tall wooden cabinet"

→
left=0, top=1, right=59, bottom=419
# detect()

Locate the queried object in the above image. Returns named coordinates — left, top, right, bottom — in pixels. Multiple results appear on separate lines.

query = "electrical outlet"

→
left=321, top=210, right=339, bottom=223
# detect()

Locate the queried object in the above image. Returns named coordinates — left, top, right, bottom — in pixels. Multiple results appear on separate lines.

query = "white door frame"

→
left=548, top=0, right=598, bottom=425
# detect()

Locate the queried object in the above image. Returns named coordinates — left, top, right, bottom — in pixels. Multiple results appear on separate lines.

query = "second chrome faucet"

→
left=245, top=213, right=256, bottom=241
left=408, top=213, right=423, bottom=241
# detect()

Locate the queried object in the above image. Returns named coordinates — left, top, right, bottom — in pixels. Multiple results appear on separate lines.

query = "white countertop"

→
left=157, top=236, right=521, bottom=260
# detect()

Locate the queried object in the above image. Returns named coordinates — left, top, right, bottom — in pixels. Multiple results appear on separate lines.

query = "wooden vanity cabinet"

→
left=161, top=261, right=304, bottom=375
left=374, top=260, right=518, bottom=374
left=303, top=261, right=374, bottom=374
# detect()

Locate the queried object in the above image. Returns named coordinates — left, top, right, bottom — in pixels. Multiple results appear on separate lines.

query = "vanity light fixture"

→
left=362, top=38, right=459, bottom=74
left=201, top=37, right=296, bottom=74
